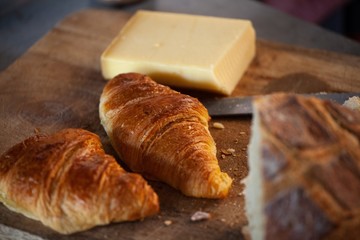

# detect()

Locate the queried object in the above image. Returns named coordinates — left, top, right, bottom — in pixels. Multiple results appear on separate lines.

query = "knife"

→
left=200, top=92, right=360, bottom=117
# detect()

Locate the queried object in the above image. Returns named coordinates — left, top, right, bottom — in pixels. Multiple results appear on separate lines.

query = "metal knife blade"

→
left=200, top=92, right=360, bottom=117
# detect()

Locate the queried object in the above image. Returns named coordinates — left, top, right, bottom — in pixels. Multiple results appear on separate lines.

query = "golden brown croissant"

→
left=99, top=73, right=232, bottom=198
left=245, top=93, right=360, bottom=240
left=0, top=128, right=159, bottom=234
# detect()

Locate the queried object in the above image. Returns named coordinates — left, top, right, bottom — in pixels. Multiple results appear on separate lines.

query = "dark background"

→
left=1, top=0, right=360, bottom=72
left=261, top=0, right=360, bottom=42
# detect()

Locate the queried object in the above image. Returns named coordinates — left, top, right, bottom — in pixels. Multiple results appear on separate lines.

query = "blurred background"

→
left=260, top=0, right=360, bottom=42
left=1, top=0, right=360, bottom=71
left=1, top=0, right=359, bottom=42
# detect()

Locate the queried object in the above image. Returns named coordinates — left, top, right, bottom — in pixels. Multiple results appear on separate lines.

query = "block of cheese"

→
left=101, top=10, right=255, bottom=95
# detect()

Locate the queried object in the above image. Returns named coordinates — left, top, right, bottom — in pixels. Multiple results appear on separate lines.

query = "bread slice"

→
left=245, top=93, right=360, bottom=239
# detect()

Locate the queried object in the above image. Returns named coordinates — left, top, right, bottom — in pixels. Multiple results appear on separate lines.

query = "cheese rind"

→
left=101, top=10, right=256, bottom=95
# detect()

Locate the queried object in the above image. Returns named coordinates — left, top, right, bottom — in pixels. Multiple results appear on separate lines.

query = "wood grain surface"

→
left=0, top=8, right=360, bottom=240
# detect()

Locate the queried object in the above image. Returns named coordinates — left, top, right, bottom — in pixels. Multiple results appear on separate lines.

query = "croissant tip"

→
left=187, top=172, right=233, bottom=199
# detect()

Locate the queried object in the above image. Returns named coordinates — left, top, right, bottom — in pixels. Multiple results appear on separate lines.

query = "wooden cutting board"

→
left=0, top=8, right=360, bottom=240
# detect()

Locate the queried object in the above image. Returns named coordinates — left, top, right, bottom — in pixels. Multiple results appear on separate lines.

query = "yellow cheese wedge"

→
left=101, top=10, right=256, bottom=95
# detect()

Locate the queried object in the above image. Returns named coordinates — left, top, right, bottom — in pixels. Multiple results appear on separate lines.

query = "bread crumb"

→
left=221, top=148, right=236, bottom=156
left=213, top=122, right=225, bottom=129
left=227, top=148, right=235, bottom=154
left=164, top=220, right=172, bottom=226
left=190, top=211, right=211, bottom=222
left=239, top=131, right=246, bottom=135
left=343, top=96, right=360, bottom=111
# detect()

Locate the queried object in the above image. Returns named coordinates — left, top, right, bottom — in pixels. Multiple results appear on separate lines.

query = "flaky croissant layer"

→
left=99, top=73, right=232, bottom=198
left=0, top=128, right=159, bottom=234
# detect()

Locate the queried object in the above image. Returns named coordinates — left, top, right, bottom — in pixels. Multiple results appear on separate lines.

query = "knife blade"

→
left=200, top=92, right=360, bottom=117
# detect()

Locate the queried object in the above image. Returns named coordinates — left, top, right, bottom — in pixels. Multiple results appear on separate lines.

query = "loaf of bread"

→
left=245, top=93, right=360, bottom=240
left=0, top=128, right=159, bottom=234
left=99, top=73, right=232, bottom=198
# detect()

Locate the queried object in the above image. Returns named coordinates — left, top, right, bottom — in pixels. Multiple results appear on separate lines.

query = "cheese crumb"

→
left=164, top=220, right=172, bottom=226
left=343, top=96, right=360, bottom=111
left=190, top=211, right=211, bottom=221
left=213, top=122, right=225, bottom=129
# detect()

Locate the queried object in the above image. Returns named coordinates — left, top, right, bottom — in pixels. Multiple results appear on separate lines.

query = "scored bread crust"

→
left=245, top=93, right=360, bottom=240
left=0, top=128, right=159, bottom=234
left=99, top=73, right=232, bottom=198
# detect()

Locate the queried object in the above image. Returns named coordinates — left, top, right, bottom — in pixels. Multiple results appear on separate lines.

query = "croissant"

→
left=99, top=73, right=232, bottom=198
left=0, top=128, right=159, bottom=234
left=245, top=93, right=360, bottom=240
